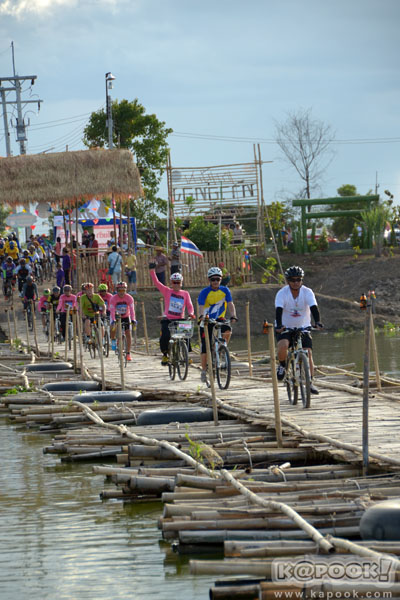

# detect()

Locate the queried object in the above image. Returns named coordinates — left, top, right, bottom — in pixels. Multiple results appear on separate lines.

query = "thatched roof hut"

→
left=0, top=148, right=143, bottom=208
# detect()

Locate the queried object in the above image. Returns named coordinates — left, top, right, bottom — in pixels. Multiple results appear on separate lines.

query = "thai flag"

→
left=180, top=236, right=203, bottom=258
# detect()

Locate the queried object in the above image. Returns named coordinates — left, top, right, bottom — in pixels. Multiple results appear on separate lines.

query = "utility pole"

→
left=0, top=42, right=43, bottom=156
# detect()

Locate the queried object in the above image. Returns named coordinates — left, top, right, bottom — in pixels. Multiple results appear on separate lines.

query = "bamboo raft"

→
left=2, top=308, right=400, bottom=599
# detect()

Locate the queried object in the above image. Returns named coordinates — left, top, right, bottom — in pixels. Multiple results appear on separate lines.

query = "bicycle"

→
left=85, top=315, right=101, bottom=359
left=54, top=313, right=63, bottom=344
left=34, top=262, right=44, bottom=286
left=101, top=315, right=111, bottom=357
left=167, top=320, right=194, bottom=381
left=282, top=326, right=312, bottom=409
left=202, top=318, right=232, bottom=390
left=24, top=300, right=34, bottom=331
left=115, top=316, right=130, bottom=367
left=3, top=277, right=15, bottom=301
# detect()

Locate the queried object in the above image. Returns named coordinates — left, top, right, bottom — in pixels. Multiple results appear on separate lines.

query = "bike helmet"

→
left=20, top=259, right=26, bottom=265
left=116, top=281, right=127, bottom=290
left=44, top=289, right=51, bottom=296
left=84, top=282, right=94, bottom=290
left=6, top=256, right=13, bottom=262
left=207, top=267, right=222, bottom=278
left=284, top=266, right=304, bottom=279
left=26, top=276, right=33, bottom=284
left=63, top=285, right=72, bottom=293
left=98, top=283, right=108, bottom=292
left=52, top=286, right=60, bottom=293
left=170, top=272, right=183, bottom=282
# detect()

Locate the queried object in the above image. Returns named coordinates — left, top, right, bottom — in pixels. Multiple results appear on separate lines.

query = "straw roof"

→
left=0, top=148, right=143, bottom=208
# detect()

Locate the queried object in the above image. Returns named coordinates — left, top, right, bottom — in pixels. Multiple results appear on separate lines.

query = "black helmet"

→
left=26, top=276, right=33, bottom=284
left=52, top=286, right=60, bottom=293
left=285, top=266, right=304, bottom=279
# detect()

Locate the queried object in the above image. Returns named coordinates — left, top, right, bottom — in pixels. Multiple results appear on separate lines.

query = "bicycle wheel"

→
left=27, top=308, right=33, bottom=330
left=88, top=328, right=97, bottom=359
left=68, top=321, right=73, bottom=350
left=176, top=340, right=189, bottom=380
left=216, top=343, right=231, bottom=389
left=168, top=342, right=176, bottom=380
left=298, top=353, right=311, bottom=409
left=103, top=330, right=110, bottom=357
left=285, top=356, right=298, bottom=405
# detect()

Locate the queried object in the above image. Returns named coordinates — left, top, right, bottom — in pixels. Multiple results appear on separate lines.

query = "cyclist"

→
left=97, top=283, right=113, bottom=316
left=80, top=282, right=105, bottom=338
left=274, top=265, right=323, bottom=395
left=109, top=281, right=136, bottom=362
left=37, top=289, right=52, bottom=332
left=149, top=263, right=196, bottom=365
left=56, top=284, right=77, bottom=340
left=5, top=238, right=19, bottom=264
left=20, top=276, right=39, bottom=311
left=14, top=259, right=32, bottom=292
left=198, top=266, right=238, bottom=383
left=2, top=256, right=16, bottom=297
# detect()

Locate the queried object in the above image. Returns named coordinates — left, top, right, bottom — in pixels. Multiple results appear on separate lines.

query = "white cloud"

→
left=0, top=0, right=124, bottom=18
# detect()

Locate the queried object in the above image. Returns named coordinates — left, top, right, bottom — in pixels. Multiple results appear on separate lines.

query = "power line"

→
left=171, top=131, right=400, bottom=145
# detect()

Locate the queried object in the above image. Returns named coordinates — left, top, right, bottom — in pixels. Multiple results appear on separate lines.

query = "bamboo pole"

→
left=141, top=302, right=149, bottom=354
left=370, top=311, right=381, bottom=391
left=12, top=303, right=18, bottom=342
left=75, top=306, right=85, bottom=377
left=95, top=315, right=106, bottom=391
left=267, top=323, right=282, bottom=447
left=5, top=308, right=12, bottom=343
left=362, top=299, right=371, bottom=475
left=245, top=301, right=253, bottom=376
left=75, top=201, right=81, bottom=291
left=31, top=300, right=40, bottom=356
left=72, top=309, right=78, bottom=373
left=159, top=296, right=164, bottom=316
left=117, top=316, right=125, bottom=390
left=64, top=306, right=70, bottom=361
left=204, top=316, right=219, bottom=426
left=49, top=304, right=55, bottom=360
left=24, top=310, right=30, bottom=352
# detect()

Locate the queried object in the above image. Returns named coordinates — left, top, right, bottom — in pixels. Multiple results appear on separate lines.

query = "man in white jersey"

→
left=275, top=265, right=323, bottom=394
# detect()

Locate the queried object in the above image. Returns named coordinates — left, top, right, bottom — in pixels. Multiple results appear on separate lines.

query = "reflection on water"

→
left=1, top=331, right=399, bottom=600
left=0, top=423, right=213, bottom=600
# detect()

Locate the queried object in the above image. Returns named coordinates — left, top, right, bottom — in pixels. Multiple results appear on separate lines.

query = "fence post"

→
left=267, top=322, right=283, bottom=448
left=141, top=302, right=149, bottom=354
left=369, top=311, right=381, bottom=392
left=49, top=304, right=55, bottom=360
left=362, top=297, right=372, bottom=476
left=204, top=316, right=219, bottom=426
left=24, top=310, right=31, bottom=352
left=117, top=316, right=125, bottom=390
left=75, top=308, right=85, bottom=377
left=31, top=300, right=40, bottom=356
left=245, top=301, right=253, bottom=376
left=12, top=303, right=18, bottom=343
left=96, top=316, right=106, bottom=391
left=72, top=308, right=78, bottom=373
left=5, top=309, right=12, bottom=343
left=64, top=306, right=71, bottom=361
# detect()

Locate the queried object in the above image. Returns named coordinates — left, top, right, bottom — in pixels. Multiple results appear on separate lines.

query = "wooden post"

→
left=75, top=306, right=85, bottom=377
left=369, top=311, right=381, bottom=392
left=133, top=299, right=137, bottom=350
left=159, top=297, right=164, bottom=316
left=49, top=304, right=55, bottom=360
left=64, top=306, right=71, bottom=361
left=245, top=301, right=253, bottom=376
left=117, top=316, right=125, bottom=390
left=31, top=300, right=40, bottom=356
left=12, top=303, right=18, bottom=342
left=24, top=310, right=30, bottom=352
left=5, top=309, right=12, bottom=343
left=72, top=308, right=78, bottom=373
left=141, top=302, right=149, bottom=354
left=75, top=201, right=81, bottom=291
left=362, top=299, right=371, bottom=475
left=268, top=323, right=283, bottom=448
left=204, top=317, right=219, bottom=426
left=96, top=316, right=106, bottom=391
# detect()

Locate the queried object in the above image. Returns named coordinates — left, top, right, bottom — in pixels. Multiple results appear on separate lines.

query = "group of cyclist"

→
left=1, top=233, right=52, bottom=297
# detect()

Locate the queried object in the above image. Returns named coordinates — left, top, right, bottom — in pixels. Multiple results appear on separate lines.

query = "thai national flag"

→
left=180, top=236, right=203, bottom=258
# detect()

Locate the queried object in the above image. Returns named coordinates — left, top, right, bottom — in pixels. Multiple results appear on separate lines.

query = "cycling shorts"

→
left=200, top=322, right=231, bottom=354
left=277, top=330, right=312, bottom=349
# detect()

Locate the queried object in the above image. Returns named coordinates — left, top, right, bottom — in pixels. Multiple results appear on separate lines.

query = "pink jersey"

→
left=37, top=295, right=51, bottom=312
left=150, top=270, right=195, bottom=320
left=57, top=293, right=77, bottom=313
left=109, top=293, right=135, bottom=321
left=99, top=292, right=113, bottom=310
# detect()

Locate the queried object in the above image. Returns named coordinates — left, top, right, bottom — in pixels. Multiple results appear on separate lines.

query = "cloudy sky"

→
left=1, top=0, right=400, bottom=205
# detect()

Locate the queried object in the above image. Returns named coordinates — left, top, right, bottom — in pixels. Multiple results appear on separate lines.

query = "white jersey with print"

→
left=275, top=285, right=317, bottom=329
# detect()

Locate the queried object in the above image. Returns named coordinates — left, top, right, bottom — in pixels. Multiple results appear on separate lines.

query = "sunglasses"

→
left=210, top=277, right=221, bottom=282
left=171, top=280, right=182, bottom=284
left=288, top=277, right=302, bottom=282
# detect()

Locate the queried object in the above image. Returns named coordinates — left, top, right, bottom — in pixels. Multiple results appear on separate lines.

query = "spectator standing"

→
left=62, top=247, right=71, bottom=285
left=54, top=237, right=62, bottom=265
left=107, top=245, right=123, bottom=287
left=125, top=253, right=137, bottom=292
left=169, top=242, right=182, bottom=275
left=233, top=222, right=243, bottom=245
left=56, top=263, right=65, bottom=289
left=155, top=247, right=168, bottom=285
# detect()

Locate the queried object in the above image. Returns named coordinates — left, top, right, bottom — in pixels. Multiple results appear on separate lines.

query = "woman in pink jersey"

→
left=149, top=264, right=195, bottom=365
left=56, top=284, right=77, bottom=339
left=109, top=281, right=136, bottom=361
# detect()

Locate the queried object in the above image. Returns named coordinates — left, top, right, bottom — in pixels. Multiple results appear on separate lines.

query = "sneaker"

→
left=111, top=340, right=117, bottom=351
left=200, top=370, right=208, bottom=383
left=126, top=353, right=132, bottom=362
left=310, top=382, right=319, bottom=395
left=161, top=354, right=169, bottom=366
left=277, top=365, right=286, bottom=381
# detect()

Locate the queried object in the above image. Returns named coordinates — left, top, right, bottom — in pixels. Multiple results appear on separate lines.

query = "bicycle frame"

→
left=202, top=318, right=232, bottom=390
left=283, top=327, right=312, bottom=409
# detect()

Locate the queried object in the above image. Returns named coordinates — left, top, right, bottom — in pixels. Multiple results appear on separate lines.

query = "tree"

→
left=330, top=184, right=374, bottom=240
left=184, top=216, right=230, bottom=251
left=83, top=98, right=172, bottom=226
left=274, top=108, right=335, bottom=200
left=360, top=203, right=392, bottom=257
left=0, top=205, right=10, bottom=234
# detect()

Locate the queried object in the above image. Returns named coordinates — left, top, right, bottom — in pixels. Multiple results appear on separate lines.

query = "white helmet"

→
left=207, top=267, right=222, bottom=278
left=170, top=272, right=183, bottom=282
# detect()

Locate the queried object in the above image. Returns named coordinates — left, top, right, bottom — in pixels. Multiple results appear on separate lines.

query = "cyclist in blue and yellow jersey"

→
left=197, top=266, right=238, bottom=383
left=5, top=239, right=19, bottom=264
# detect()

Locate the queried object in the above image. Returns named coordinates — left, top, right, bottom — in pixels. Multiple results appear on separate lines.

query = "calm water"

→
left=1, top=331, right=399, bottom=600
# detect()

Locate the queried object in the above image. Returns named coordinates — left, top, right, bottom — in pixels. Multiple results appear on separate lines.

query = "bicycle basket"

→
left=168, top=320, right=194, bottom=339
